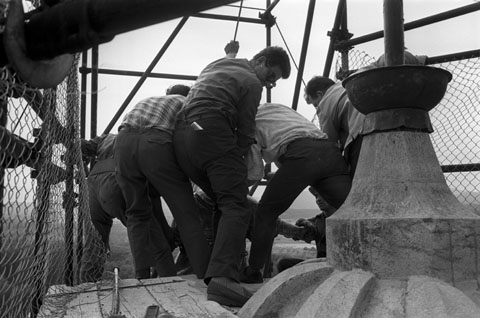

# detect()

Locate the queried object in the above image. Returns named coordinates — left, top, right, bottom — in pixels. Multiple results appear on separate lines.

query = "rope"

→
left=275, top=22, right=306, bottom=87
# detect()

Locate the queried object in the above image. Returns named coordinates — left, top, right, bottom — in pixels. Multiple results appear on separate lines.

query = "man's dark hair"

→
left=253, top=46, right=291, bottom=79
left=305, top=76, right=335, bottom=97
left=166, top=84, right=191, bottom=97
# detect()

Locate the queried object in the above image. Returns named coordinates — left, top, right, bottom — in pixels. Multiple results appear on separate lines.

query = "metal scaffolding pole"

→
left=102, top=16, right=189, bottom=135
left=291, top=0, right=316, bottom=110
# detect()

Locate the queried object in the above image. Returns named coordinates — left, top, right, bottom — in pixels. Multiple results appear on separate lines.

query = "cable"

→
left=275, top=22, right=306, bottom=88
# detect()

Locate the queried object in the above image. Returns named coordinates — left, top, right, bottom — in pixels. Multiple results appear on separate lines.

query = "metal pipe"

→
left=80, top=52, right=88, bottom=139
left=90, top=46, right=99, bottom=138
left=291, top=0, right=316, bottom=110
left=347, top=49, right=480, bottom=73
left=323, top=0, right=346, bottom=77
left=265, top=0, right=272, bottom=103
left=29, top=123, right=52, bottom=317
left=85, top=68, right=198, bottom=81
left=23, top=0, right=237, bottom=60
left=192, top=12, right=264, bottom=24
left=0, top=98, right=5, bottom=252
left=441, top=164, right=480, bottom=173
left=337, top=2, right=480, bottom=49
left=64, top=68, right=79, bottom=287
left=226, top=4, right=263, bottom=11
left=383, top=0, right=404, bottom=66
left=263, top=0, right=280, bottom=16
left=111, top=267, right=121, bottom=315
left=102, top=16, right=189, bottom=135
left=340, top=1, right=350, bottom=72
left=426, top=49, right=480, bottom=65
left=262, top=0, right=273, bottom=278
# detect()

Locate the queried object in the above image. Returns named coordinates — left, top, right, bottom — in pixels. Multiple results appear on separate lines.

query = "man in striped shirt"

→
left=114, top=84, right=211, bottom=280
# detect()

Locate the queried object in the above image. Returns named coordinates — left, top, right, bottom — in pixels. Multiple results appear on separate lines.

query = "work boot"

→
left=239, top=266, right=263, bottom=284
left=135, top=268, right=151, bottom=280
left=207, top=277, right=252, bottom=307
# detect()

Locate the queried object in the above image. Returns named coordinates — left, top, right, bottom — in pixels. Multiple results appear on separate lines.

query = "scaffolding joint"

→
left=258, top=11, right=276, bottom=28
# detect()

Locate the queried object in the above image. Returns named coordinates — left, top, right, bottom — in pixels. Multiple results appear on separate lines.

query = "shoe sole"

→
left=207, top=280, right=251, bottom=307
left=207, top=293, right=247, bottom=307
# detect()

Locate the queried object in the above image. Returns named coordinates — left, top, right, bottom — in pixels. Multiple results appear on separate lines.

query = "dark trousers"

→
left=81, top=170, right=174, bottom=281
left=174, top=116, right=252, bottom=282
left=248, top=138, right=352, bottom=270
left=80, top=171, right=121, bottom=282
left=114, top=128, right=211, bottom=278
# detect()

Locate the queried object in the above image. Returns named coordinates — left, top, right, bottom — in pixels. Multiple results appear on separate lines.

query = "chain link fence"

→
left=0, top=53, right=105, bottom=318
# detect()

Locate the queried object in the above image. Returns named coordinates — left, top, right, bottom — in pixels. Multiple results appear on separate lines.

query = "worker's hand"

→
left=295, top=213, right=326, bottom=244
left=295, top=218, right=316, bottom=243
left=224, top=40, right=239, bottom=57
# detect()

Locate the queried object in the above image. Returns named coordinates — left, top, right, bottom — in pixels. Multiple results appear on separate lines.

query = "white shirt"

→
left=247, top=103, right=327, bottom=181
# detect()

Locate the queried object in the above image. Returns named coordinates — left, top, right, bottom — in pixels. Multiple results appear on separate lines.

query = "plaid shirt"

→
left=119, top=95, right=185, bottom=134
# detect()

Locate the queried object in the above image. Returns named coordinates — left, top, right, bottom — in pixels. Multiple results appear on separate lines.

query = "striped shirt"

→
left=119, top=95, right=185, bottom=134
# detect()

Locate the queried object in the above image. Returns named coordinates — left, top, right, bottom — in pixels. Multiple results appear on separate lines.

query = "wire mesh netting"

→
left=429, top=57, right=480, bottom=209
left=0, top=57, right=108, bottom=318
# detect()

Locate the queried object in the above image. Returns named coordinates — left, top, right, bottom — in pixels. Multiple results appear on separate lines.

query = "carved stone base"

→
left=328, top=131, right=480, bottom=284
left=238, top=260, right=480, bottom=318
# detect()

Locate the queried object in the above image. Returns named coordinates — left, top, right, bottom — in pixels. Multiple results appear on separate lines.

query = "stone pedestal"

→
left=328, top=129, right=480, bottom=284
left=238, top=66, right=480, bottom=318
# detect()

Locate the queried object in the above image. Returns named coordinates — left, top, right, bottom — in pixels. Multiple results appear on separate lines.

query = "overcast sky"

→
left=86, top=0, right=479, bottom=136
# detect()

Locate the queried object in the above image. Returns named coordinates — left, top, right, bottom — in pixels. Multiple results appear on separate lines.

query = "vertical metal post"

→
left=0, top=168, right=3, bottom=251
left=110, top=267, right=121, bottom=315
left=262, top=0, right=273, bottom=278
left=0, top=98, right=6, bottom=250
left=265, top=0, right=272, bottom=103
left=79, top=52, right=88, bottom=277
left=65, top=94, right=75, bottom=286
left=30, top=92, right=54, bottom=317
left=80, top=51, right=88, bottom=139
left=383, top=0, right=405, bottom=65
left=340, top=2, right=349, bottom=74
left=91, top=46, right=99, bottom=138
left=291, top=0, right=316, bottom=110
left=323, top=0, right=346, bottom=77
